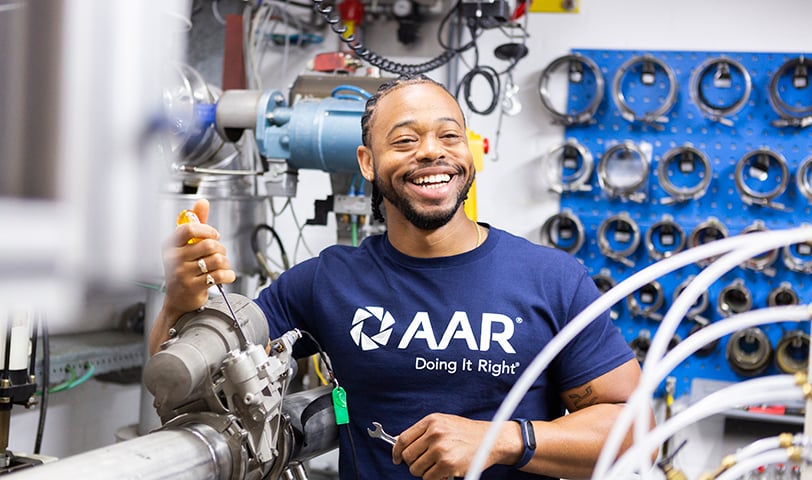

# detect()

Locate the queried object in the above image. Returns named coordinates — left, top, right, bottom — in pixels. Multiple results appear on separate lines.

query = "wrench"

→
left=367, top=422, right=397, bottom=445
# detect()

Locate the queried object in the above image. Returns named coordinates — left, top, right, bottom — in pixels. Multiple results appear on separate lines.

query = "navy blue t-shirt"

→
left=255, top=225, right=634, bottom=480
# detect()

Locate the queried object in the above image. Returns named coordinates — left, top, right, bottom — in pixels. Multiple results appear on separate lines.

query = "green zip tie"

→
left=332, top=386, right=349, bottom=425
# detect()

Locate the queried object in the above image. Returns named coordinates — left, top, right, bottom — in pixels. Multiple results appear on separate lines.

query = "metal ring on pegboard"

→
left=597, top=211, right=640, bottom=267
left=538, top=53, right=605, bottom=126
left=597, top=141, right=650, bottom=203
left=717, top=279, right=753, bottom=317
left=734, top=148, right=790, bottom=210
left=797, top=154, right=812, bottom=203
left=542, top=139, right=594, bottom=193
left=626, top=280, right=665, bottom=321
left=592, top=269, right=620, bottom=321
left=674, top=275, right=710, bottom=323
left=657, top=143, right=712, bottom=205
left=769, top=55, right=812, bottom=128
left=782, top=229, right=812, bottom=274
left=689, top=56, right=752, bottom=127
left=539, top=209, right=586, bottom=255
left=726, top=327, right=773, bottom=377
left=775, top=330, right=809, bottom=374
left=768, top=282, right=800, bottom=307
left=687, top=217, right=729, bottom=267
left=645, top=214, right=685, bottom=260
left=611, top=54, right=678, bottom=130
left=739, top=220, right=779, bottom=276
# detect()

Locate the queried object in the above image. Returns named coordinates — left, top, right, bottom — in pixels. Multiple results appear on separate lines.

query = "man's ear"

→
left=357, top=145, right=374, bottom=182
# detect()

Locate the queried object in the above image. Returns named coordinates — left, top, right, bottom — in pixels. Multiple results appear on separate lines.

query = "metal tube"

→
left=8, top=427, right=232, bottom=480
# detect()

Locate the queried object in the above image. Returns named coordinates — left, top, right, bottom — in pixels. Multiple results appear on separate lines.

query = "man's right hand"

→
left=149, top=198, right=236, bottom=355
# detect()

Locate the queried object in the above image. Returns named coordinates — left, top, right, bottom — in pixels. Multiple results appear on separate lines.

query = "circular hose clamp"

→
left=775, top=330, right=810, bottom=374
left=688, top=217, right=729, bottom=267
left=734, top=148, right=790, bottom=210
left=538, top=53, right=605, bottom=126
left=598, top=141, right=650, bottom=203
left=717, top=279, right=752, bottom=317
left=690, top=56, right=752, bottom=126
left=626, top=280, right=665, bottom=321
left=796, top=154, right=812, bottom=203
left=597, top=211, right=641, bottom=267
left=540, top=209, right=586, bottom=255
left=768, top=56, right=812, bottom=128
left=782, top=230, right=812, bottom=273
left=612, top=54, right=678, bottom=129
left=768, top=282, right=800, bottom=307
left=738, top=220, right=779, bottom=275
left=592, top=269, right=619, bottom=321
left=542, top=139, right=594, bottom=193
left=645, top=214, right=686, bottom=260
left=657, top=144, right=712, bottom=204
left=726, top=327, right=773, bottom=377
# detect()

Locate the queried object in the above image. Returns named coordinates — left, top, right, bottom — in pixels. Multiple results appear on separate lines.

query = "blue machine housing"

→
left=256, top=90, right=365, bottom=173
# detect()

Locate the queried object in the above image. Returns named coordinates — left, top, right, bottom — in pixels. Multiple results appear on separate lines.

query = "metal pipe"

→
left=8, top=426, right=232, bottom=480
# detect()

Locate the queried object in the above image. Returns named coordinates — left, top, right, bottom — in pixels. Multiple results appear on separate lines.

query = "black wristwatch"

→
left=511, top=418, right=536, bottom=468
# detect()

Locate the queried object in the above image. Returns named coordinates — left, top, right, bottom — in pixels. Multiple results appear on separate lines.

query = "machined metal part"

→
left=540, top=209, right=586, bottom=254
left=775, top=330, right=810, bottom=374
left=768, top=56, right=812, bottom=128
left=645, top=214, right=685, bottom=260
left=629, top=330, right=651, bottom=364
left=538, top=53, right=605, bottom=126
left=734, top=148, right=790, bottom=210
left=717, top=279, right=752, bottom=317
left=739, top=220, right=779, bottom=275
left=626, top=280, right=665, bottom=321
left=726, top=327, right=773, bottom=377
left=611, top=54, right=678, bottom=129
left=768, top=282, right=800, bottom=307
left=782, top=234, right=812, bottom=274
left=597, top=211, right=641, bottom=267
left=687, top=217, right=728, bottom=267
left=687, top=322, right=719, bottom=357
left=689, top=56, right=752, bottom=126
left=797, top=155, right=812, bottom=203
left=543, top=139, right=594, bottom=193
left=657, top=144, right=712, bottom=204
left=591, top=269, right=619, bottom=321
left=597, top=141, right=650, bottom=203
left=673, top=275, right=710, bottom=323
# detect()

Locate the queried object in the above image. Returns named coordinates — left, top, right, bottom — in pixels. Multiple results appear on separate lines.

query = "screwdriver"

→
left=177, top=209, right=250, bottom=350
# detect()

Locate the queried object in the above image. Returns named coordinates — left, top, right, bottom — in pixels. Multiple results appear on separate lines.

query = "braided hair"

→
left=360, top=75, right=462, bottom=223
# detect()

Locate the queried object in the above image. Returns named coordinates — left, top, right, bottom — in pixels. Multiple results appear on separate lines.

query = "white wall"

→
left=11, top=1, right=810, bottom=478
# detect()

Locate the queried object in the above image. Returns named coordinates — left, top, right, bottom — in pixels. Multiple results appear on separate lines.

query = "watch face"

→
left=524, top=421, right=536, bottom=449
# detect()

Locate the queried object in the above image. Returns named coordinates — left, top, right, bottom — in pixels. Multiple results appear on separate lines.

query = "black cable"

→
left=251, top=223, right=290, bottom=272
left=311, top=0, right=467, bottom=74
left=456, top=64, right=501, bottom=115
left=34, top=315, right=48, bottom=455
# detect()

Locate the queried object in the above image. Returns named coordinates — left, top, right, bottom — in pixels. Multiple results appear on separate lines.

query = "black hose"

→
left=34, top=315, right=48, bottom=455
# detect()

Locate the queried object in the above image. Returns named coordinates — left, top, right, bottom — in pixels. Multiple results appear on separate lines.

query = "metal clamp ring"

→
left=539, top=209, right=586, bottom=255
left=657, top=143, right=712, bottom=204
left=769, top=56, right=812, bottom=128
left=543, top=139, right=594, bottom=193
left=687, top=217, right=729, bottom=267
left=626, top=280, right=665, bottom=321
left=734, top=148, right=790, bottom=210
left=645, top=214, right=686, bottom=260
left=689, top=56, right=752, bottom=126
left=717, top=279, right=753, bottom=317
left=726, top=327, right=773, bottom=377
left=597, top=211, right=640, bottom=267
left=592, top=269, right=619, bottom=321
left=597, top=141, right=650, bottom=203
left=775, top=330, right=809, bottom=374
left=673, top=275, right=710, bottom=322
left=611, top=54, right=678, bottom=129
left=796, top=155, right=812, bottom=203
left=768, top=282, right=800, bottom=307
left=739, top=220, right=779, bottom=275
left=538, top=53, right=605, bottom=126
left=782, top=227, right=812, bottom=273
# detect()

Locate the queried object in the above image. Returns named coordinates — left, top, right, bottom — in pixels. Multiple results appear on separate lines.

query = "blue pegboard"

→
left=555, top=49, right=812, bottom=398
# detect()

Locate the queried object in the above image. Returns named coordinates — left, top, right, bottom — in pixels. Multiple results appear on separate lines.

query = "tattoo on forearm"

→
left=568, top=385, right=598, bottom=408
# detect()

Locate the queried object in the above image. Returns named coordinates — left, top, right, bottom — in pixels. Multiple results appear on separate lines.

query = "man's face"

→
left=362, top=82, right=475, bottom=230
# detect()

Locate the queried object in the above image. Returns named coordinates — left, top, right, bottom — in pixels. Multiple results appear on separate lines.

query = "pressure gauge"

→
left=393, top=0, right=413, bottom=17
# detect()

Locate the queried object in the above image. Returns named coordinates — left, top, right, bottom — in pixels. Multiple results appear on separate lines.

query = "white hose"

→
left=713, top=448, right=795, bottom=480
left=595, top=227, right=812, bottom=480
left=606, top=375, right=802, bottom=479
left=463, top=226, right=812, bottom=480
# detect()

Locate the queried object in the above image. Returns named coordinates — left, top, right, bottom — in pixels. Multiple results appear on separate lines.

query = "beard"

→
left=373, top=167, right=475, bottom=231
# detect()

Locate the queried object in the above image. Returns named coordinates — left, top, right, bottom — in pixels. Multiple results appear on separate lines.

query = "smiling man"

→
left=151, top=75, right=647, bottom=480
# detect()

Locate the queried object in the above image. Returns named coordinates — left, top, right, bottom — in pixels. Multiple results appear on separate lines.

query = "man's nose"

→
left=416, top=136, right=444, bottom=161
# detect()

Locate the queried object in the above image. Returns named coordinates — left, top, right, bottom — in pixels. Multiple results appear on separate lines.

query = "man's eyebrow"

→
left=387, top=117, right=463, bottom=135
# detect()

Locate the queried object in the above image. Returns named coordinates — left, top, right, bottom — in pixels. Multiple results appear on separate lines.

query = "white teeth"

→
left=413, top=174, right=451, bottom=186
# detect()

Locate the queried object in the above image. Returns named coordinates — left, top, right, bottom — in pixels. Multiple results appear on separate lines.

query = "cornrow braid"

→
left=371, top=182, right=385, bottom=223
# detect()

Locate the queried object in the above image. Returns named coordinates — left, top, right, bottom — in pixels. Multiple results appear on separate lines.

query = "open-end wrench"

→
left=367, top=422, right=397, bottom=446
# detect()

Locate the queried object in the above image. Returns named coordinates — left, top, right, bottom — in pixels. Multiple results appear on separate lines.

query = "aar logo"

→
left=350, top=307, right=395, bottom=351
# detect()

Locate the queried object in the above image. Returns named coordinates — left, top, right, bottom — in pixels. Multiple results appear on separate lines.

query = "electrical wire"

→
left=34, top=313, right=48, bottom=455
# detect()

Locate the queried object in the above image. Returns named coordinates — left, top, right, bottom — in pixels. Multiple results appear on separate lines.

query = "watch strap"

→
left=511, top=418, right=536, bottom=468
